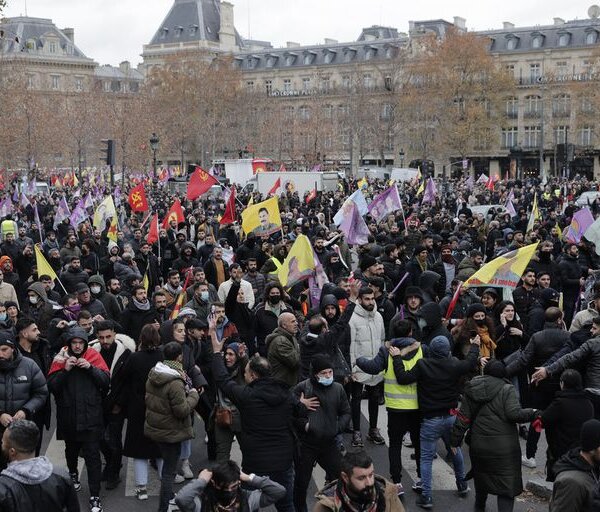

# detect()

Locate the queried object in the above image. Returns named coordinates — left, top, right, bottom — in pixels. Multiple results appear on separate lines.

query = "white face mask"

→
left=29, top=296, right=39, bottom=305
left=90, top=286, right=101, bottom=295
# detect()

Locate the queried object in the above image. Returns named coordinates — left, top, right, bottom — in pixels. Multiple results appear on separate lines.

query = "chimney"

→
left=324, top=38, right=338, bottom=45
left=218, top=1, right=237, bottom=50
left=503, top=21, right=515, bottom=30
left=63, top=27, right=74, bottom=43
left=286, top=41, right=300, bottom=48
left=119, top=61, right=131, bottom=73
left=553, top=17, right=565, bottom=25
left=453, top=16, right=466, bottom=30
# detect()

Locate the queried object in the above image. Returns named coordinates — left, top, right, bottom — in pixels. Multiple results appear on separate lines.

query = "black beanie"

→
left=581, top=419, right=600, bottom=451
left=484, top=360, right=507, bottom=379
left=311, top=354, right=333, bottom=374
left=466, top=303, right=486, bottom=317
left=359, top=255, right=377, bottom=272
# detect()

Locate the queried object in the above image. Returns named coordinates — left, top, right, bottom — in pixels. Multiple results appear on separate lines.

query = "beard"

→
left=361, top=303, right=375, bottom=312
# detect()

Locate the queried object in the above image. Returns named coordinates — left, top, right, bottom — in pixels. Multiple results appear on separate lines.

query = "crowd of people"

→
left=1, top=172, right=600, bottom=512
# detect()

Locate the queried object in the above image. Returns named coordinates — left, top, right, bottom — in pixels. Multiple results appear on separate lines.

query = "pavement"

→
left=40, top=400, right=551, bottom=512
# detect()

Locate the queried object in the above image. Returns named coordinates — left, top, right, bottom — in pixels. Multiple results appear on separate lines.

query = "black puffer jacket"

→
left=212, top=354, right=301, bottom=474
left=419, top=302, right=453, bottom=346
left=558, top=254, right=583, bottom=296
left=450, top=375, right=536, bottom=497
left=0, top=350, right=48, bottom=419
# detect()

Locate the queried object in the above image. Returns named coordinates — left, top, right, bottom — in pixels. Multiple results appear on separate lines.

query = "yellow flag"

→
left=526, top=193, right=539, bottom=233
left=247, top=195, right=254, bottom=207
left=416, top=180, right=425, bottom=196
left=463, top=242, right=539, bottom=289
left=142, top=273, right=149, bottom=292
left=358, top=178, right=368, bottom=190
left=93, top=196, right=117, bottom=229
left=107, top=215, right=118, bottom=242
left=556, top=223, right=563, bottom=237
left=241, top=196, right=282, bottom=236
left=277, top=235, right=316, bottom=288
left=34, top=245, right=58, bottom=282
left=73, top=174, right=79, bottom=187
left=416, top=166, right=422, bottom=180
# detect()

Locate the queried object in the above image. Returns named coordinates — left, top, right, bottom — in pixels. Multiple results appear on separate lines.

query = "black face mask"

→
left=212, top=484, right=239, bottom=505
left=539, top=252, right=551, bottom=262
left=474, top=319, right=486, bottom=327
left=268, top=295, right=281, bottom=305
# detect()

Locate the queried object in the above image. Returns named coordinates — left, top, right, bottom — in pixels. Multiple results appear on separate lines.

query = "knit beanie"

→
left=484, top=360, right=507, bottom=379
left=359, top=255, right=377, bottom=272
left=0, top=331, right=15, bottom=348
left=225, top=342, right=240, bottom=355
left=429, top=336, right=450, bottom=359
left=466, top=303, right=486, bottom=317
left=311, top=354, right=333, bottom=374
left=581, top=419, right=600, bottom=451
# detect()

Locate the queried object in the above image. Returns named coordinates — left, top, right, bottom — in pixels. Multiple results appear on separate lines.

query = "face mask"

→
left=268, top=295, right=281, bottom=305
left=66, top=304, right=81, bottom=314
left=0, top=313, right=7, bottom=322
left=318, top=376, right=334, bottom=386
left=214, top=488, right=238, bottom=505
left=417, top=318, right=427, bottom=330
left=200, top=291, right=209, bottom=302
left=474, top=318, right=486, bottom=327
left=28, top=296, right=38, bottom=305
left=90, top=286, right=101, bottom=295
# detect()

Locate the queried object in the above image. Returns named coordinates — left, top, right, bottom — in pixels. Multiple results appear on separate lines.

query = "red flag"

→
left=267, top=177, right=281, bottom=197
left=252, top=159, right=268, bottom=174
left=486, top=176, right=497, bottom=191
left=128, top=183, right=149, bottom=212
left=445, top=282, right=463, bottom=320
left=187, top=166, right=219, bottom=200
left=306, top=186, right=317, bottom=204
left=162, top=199, right=185, bottom=229
left=220, top=187, right=236, bottom=225
left=279, top=163, right=287, bottom=172
left=147, top=213, right=159, bottom=244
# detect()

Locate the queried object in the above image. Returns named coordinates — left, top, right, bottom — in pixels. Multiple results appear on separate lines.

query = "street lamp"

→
left=399, top=148, right=405, bottom=168
left=149, top=133, right=159, bottom=179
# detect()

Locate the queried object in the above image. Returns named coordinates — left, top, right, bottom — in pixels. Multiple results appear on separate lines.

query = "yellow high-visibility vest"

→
left=383, top=346, right=422, bottom=410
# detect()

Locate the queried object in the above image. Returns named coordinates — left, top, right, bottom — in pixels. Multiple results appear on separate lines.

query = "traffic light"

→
left=101, top=139, right=115, bottom=167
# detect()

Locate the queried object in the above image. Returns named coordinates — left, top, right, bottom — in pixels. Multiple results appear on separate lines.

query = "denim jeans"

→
left=420, top=415, right=465, bottom=498
left=265, top=467, right=294, bottom=512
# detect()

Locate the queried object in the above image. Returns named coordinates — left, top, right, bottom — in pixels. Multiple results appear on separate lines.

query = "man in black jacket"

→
left=120, top=285, right=159, bottom=342
left=0, top=419, right=79, bottom=512
left=393, top=335, right=480, bottom=508
left=211, top=345, right=301, bottom=512
left=558, top=244, right=585, bottom=327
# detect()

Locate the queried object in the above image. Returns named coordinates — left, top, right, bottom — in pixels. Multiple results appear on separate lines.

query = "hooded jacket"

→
left=418, top=270, right=443, bottom=303
left=22, top=283, right=54, bottom=338
left=172, top=242, right=199, bottom=277
left=59, top=264, right=88, bottom=294
left=265, top=327, right=300, bottom=388
left=349, top=303, right=385, bottom=386
left=450, top=375, right=536, bottom=497
left=0, top=350, right=48, bottom=419
left=0, top=456, right=79, bottom=512
left=418, top=302, right=453, bottom=345
left=550, top=448, right=600, bottom=512
left=313, top=476, right=405, bottom=512
left=144, top=361, right=199, bottom=443
left=88, top=275, right=121, bottom=321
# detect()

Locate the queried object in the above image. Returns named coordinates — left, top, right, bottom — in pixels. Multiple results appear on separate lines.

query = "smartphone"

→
left=211, top=305, right=216, bottom=315
left=469, top=330, right=477, bottom=338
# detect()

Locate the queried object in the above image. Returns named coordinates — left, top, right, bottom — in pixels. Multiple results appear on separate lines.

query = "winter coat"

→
left=512, top=285, right=536, bottom=334
left=348, top=304, right=385, bottom=386
left=144, top=362, right=199, bottom=443
left=570, top=303, right=600, bottom=333
left=419, top=302, right=453, bottom=345
left=59, top=266, right=88, bottom=294
left=0, top=351, right=48, bottom=419
left=546, top=336, right=600, bottom=389
left=542, top=390, right=594, bottom=479
left=119, top=300, right=158, bottom=342
left=253, top=302, right=294, bottom=355
left=224, top=281, right=255, bottom=351
left=450, top=375, right=536, bottom=497
left=293, top=378, right=350, bottom=444
left=313, top=476, right=405, bottom=512
left=88, top=275, right=121, bottom=321
left=0, top=456, right=79, bottom=512
left=80, top=298, right=107, bottom=318
left=23, top=283, right=54, bottom=338
left=204, top=258, right=230, bottom=289
left=47, top=353, right=110, bottom=441
left=113, top=260, right=142, bottom=284
left=550, top=448, right=600, bottom=512
left=265, top=327, right=300, bottom=388
left=120, top=349, right=163, bottom=459
left=558, top=254, right=584, bottom=296
left=211, top=354, right=300, bottom=474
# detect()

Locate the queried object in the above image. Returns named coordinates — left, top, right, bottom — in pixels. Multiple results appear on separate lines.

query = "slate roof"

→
left=148, top=0, right=243, bottom=47
left=95, top=64, right=144, bottom=80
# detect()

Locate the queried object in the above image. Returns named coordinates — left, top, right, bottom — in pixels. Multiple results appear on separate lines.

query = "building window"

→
left=338, top=104, right=350, bottom=117
left=51, top=75, right=60, bottom=90
left=323, top=104, right=333, bottom=119
left=558, top=33, right=570, bottom=47
left=48, top=41, right=57, bottom=53
left=320, top=76, right=331, bottom=91
left=381, top=104, right=393, bottom=121
left=265, top=80, right=272, bottom=95
left=363, top=74, right=373, bottom=89
left=246, top=81, right=255, bottom=92
left=75, top=77, right=83, bottom=91
left=552, top=94, right=571, bottom=117
left=555, top=125, right=569, bottom=144
left=579, top=126, right=593, bottom=146
left=524, top=126, right=541, bottom=148
left=283, top=132, right=293, bottom=151
left=323, top=51, right=335, bottom=64
left=501, top=127, right=518, bottom=149
left=189, top=25, right=198, bottom=36
left=524, top=95, right=541, bottom=117
left=506, top=37, right=518, bottom=50
left=303, top=53, right=314, bottom=65
left=581, top=96, right=594, bottom=114
left=103, top=80, right=110, bottom=92
left=529, top=63, right=541, bottom=83
left=342, top=75, right=351, bottom=90
left=586, top=31, right=598, bottom=45
left=283, top=79, right=292, bottom=92
left=324, top=134, right=333, bottom=149
left=384, top=75, right=393, bottom=91
left=129, top=82, right=139, bottom=93
left=302, top=77, right=311, bottom=91
left=283, top=106, right=294, bottom=120
left=555, top=61, right=568, bottom=78
left=506, top=97, right=518, bottom=118
left=341, top=130, right=351, bottom=148
left=531, top=36, right=543, bottom=48
left=298, top=106, right=310, bottom=120
left=26, top=74, right=34, bottom=89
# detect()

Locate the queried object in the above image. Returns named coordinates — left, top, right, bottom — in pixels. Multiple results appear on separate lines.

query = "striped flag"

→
left=170, top=269, right=193, bottom=319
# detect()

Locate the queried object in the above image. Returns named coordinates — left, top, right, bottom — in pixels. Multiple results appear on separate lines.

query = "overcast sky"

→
left=2, top=0, right=595, bottom=66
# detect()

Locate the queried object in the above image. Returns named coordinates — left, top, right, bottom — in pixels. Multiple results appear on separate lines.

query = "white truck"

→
left=224, top=158, right=272, bottom=185
left=244, top=171, right=325, bottom=197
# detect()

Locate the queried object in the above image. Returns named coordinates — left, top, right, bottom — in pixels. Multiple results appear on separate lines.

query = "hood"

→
left=464, top=375, right=506, bottom=404
left=390, top=337, right=418, bottom=349
left=250, top=377, right=293, bottom=406
left=148, top=361, right=183, bottom=387
left=27, top=282, right=48, bottom=302
left=419, top=302, right=442, bottom=328
left=0, top=256, right=12, bottom=271
left=419, top=270, right=441, bottom=291
left=319, top=294, right=340, bottom=322
left=180, top=242, right=197, bottom=257
left=2, top=456, right=53, bottom=484
left=553, top=448, right=596, bottom=477
left=88, top=274, right=106, bottom=293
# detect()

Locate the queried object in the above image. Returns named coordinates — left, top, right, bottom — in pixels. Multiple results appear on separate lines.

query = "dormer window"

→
left=303, top=52, right=315, bottom=65
left=385, top=46, right=395, bottom=59
left=160, top=27, right=168, bottom=39
left=323, top=50, right=336, bottom=64
left=364, top=46, right=377, bottom=60
left=48, top=41, right=57, bottom=53
left=189, top=24, right=198, bottom=36
left=586, top=29, right=598, bottom=45
left=506, top=35, right=519, bottom=50
left=266, top=55, right=278, bottom=67
left=531, top=34, right=544, bottom=48
left=558, top=32, right=570, bottom=47
left=174, top=26, right=183, bottom=38
left=343, top=48, right=356, bottom=62
left=285, top=53, right=297, bottom=66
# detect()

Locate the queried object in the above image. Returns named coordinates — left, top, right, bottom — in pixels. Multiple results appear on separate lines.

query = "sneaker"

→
left=168, top=498, right=180, bottom=511
left=89, top=496, right=103, bottom=512
left=411, top=480, right=423, bottom=494
left=395, top=483, right=405, bottom=496
left=402, top=433, right=413, bottom=448
left=181, top=459, right=194, bottom=479
left=174, top=474, right=185, bottom=484
left=105, top=476, right=121, bottom=490
left=70, top=472, right=81, bottom=492
left=351, top=431, right=364, bottom=447
left=457, top=481, right=470, bottom=497
left=416, top=494, right=433, bottom=509
left=521, top=456, right=537, bottom=468
left=135, top=486, right=148, bottom=501
left=367, top=428, right=385, bottom=445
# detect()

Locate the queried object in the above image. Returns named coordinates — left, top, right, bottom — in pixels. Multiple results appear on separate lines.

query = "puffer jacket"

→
left=570, top=303, right=600, bottom=333
left=265, top=327, right=300, bottom=388
left=293, top=378, right=350, bottom=444
left=144, top=362, right=199, bottom=443
left=550, top=448, right=600, bottom=512
left=450, top=375, right=536, bottom=497
left=59, top=265, right=88, bottom=293
left=349, top=304, right=385, bottom=385
left=0, top=350, right=48, bottom=419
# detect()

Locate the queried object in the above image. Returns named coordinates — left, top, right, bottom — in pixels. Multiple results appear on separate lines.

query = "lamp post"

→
left=399, top=148, right=405, bottom=168
left=149, top=133, right=159, bottom=180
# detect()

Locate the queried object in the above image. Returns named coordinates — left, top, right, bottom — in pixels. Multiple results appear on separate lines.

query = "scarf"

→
left=165, top=282, right=183, bottom=296
left=163, top=359, right=193, bottom=388
left=132, top=297, right=151, bottom=311
left=335, top=479, right=384, bottom=512
left=48, top=347, right=110, bottom=375
left=476, top=325, right=497, bottom=358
